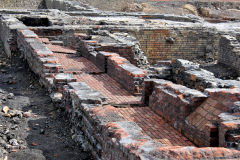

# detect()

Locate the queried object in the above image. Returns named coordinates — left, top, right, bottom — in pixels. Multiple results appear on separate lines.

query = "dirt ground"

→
left=0, top=44, right=92, bottom=159
left=0, top=0, right=197, bottom=15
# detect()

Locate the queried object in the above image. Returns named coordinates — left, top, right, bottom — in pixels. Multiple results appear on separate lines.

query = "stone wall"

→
left=219, top=35, right=240, bottom=76
left=172, top=59, right=240, bottom=91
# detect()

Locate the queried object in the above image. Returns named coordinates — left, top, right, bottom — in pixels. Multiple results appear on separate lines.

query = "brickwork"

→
left=219, top=35, right=240, bottom=76
left=53, top=48, right=141, bottom=105
left=74, top=33, right=147, bottom=95
left=1, top=1, right=240, bottom=159
left=116, top=107, right=194, bottom=146
left=148, top=79, right=207, bottom=127
left=53, top=53, right=102, bottom=74
left=74, top=74, right=141, bottom=105
left=143, top=77, right=240, bottom=147
left=61, top=81, right=240, bottom=160
left=0, top=16, right=27, bottom=57
left=46, top=44, right=76, bottom=54
left=185, top=88, right=240, bottom=147
left=107, top=55, right=146, bottom=95
left=96, top=44, right=137, bottom=66
left=134, top=28, right=219, bottom=64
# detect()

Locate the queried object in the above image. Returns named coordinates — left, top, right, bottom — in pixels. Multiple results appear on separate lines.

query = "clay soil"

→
left=0, top=44, right=92, bottom=159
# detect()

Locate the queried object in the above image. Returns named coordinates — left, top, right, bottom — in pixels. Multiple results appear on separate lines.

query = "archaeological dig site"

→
left=0, top=0, right=240, bottom=159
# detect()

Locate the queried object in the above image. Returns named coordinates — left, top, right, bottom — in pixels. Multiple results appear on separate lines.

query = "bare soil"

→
left=0, top=44, right=92, bottom=160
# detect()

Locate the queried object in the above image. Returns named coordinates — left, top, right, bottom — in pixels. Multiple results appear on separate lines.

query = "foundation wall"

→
left=0, top=16, right=26, bottom=57
left=134, top=28, right=220, bottom=64
left=143, top=77, right=240, bottom=148
left=75, top=33, right=146, bottom=95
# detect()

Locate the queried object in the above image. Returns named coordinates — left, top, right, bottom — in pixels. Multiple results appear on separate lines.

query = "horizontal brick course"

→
left=116, top=107, right=194, bottom=146
left=53, top=53, right=102, bottom=74
left=74, top=73, right=141, bottom=105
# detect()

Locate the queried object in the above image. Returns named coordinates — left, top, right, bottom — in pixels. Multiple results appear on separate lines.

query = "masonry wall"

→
left=144, top=77, right=240, bottom=148
left=172, top=59, right=240, bottom=91
left=219, top=35, right=240, bottom=76
left=134, top=28, right=220, bottom=64
left=0, top=16, right=26, bottom=57
left=75, top=33, right=146, bottom=95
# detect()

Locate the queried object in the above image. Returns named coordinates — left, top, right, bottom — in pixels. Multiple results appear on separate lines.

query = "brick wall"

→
left=184, top=89, right=240, bottom=147
left=144, top=77, right=240, bottom=148
left=134, top=28, right=220, bottom=64
left=147, top=79, right=207, bottom=128
left=219, top=35, right=240, bottom=76
left=63, top=81, right=240, bottom=159
left=16, top=29, right=64, bottom=91
left=0, top=16, right=27, bottom=57
left=75, top=33, right=146, bottom=95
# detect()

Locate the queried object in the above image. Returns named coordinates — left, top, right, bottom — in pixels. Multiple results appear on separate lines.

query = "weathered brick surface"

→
left=46, top=44, right=76, bottom=54
left=149, top=79, right=207, bottom=126
left=185, top=88, right=240, bottom=147
left=96, top=44, right=137, bottom=66
left=95, top=51, right=119, bottom=72
left=135, top=28, right=220, bottom=64
left=2, top=1, right=240, bottom=159
left=53, top=53, right=102, bottom=74
left=16, top=29, right=63, bottom=91
left=60, top=81, right=240, bottom=159
left=219, top=35, right=240, bottom=76
left=116, top=107, right=194, bottom=146
left=74, top=33, right=147, bottom=95
left=63, top=82, right=240, bottom=160
left=107, top=55, right=146, bottom=95
left=0, top=16, right=27, bottom=56
left=74, top=73, right=141, bottom=105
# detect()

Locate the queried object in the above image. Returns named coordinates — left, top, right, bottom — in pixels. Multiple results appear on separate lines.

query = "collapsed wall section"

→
left=172, top=59, right=240, bottom=91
